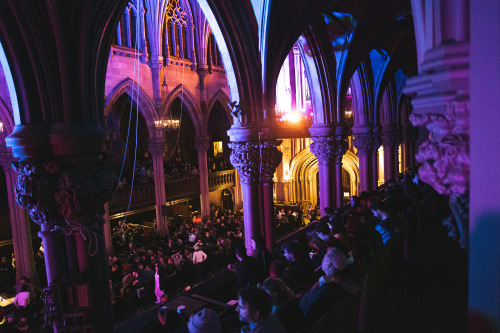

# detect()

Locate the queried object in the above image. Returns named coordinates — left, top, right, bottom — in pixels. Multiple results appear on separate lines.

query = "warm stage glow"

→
left=0, top=122, right=3, bottom=133
left=287, top=112, right=301, bottom=123
left=155, top=119, right=180, bottom=130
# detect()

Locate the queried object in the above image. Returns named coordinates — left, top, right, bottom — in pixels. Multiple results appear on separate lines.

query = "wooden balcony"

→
left=208, top=169, right=235, bottom=191
left=109, top=169, right=237, bottom=215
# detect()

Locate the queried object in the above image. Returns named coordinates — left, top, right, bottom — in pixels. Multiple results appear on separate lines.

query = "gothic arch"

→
left=162, top=84, right=203, bottom=134
left=207, top=88, right=232, bottom=124
left=0, top=99, right=15, bottom=138
left=105, top=78, right=157, bottom=133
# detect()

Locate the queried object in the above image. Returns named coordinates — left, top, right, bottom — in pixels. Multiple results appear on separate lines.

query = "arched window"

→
left=115, top=2, right=139, bottom=49
left=164, top=0, right=194, bottom=63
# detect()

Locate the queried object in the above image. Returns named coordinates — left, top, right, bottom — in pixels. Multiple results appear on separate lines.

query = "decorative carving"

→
left=229, top=140, right=282, bottom=184
left=353, top=133, right=372, bottom=154
left=381, top=130, right=401, bottom=148
left=148, top=139, right=166, bottom=159
left=410, top=100, right=470, bottom=196
left=229, top=101, right=247, bottom=127
left=148, top=58, right=164, bottom=72
left=12, top=156, right=117, bottom=229
left=310, top=136, right=336, bottom=164
left=371, top=131, right=382, bottom=151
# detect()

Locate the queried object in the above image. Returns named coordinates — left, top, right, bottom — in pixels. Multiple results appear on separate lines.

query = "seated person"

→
left=230, top=246, right=265, bottom=287
left=236, top=286, right=287, bottom=333
left=261, top=277, right=304, bottom=333
left=282, top=241, right=315, bottom=294
left=299, top=248, right=350, bottom=326
left=370, top=199, right=400, bottom=245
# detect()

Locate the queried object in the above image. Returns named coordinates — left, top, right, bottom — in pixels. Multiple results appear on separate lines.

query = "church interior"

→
left=0, top=0, right=498, bottom=332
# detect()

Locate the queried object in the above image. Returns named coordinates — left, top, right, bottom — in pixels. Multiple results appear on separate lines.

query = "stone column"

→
left=11, top=156, right=117, bottom=332
left=381, top=127, right=400, bottom=182
left=229, top=141, right=261, bottom=256
left=334, top=136, right=349, bottom=208
left=148, top=136, right=168, bottom=235
left=259, top=140, right=282, bottom=253
left=353, top=131, right=373, bottom=193
left=310, top=137, right=337, bottom=215
left=103, top=203, right=114, bottom=257
left=194, top=137, right=210, bottom=221
left=370, top=130, right=382, bottom=190
left=402, top=127, right=418, bottom=170
left=0, top=148, right=36, bottom=283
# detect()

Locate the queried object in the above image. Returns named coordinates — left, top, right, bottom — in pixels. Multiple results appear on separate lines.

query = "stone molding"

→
left=12, top=156, right=117, bottom=229
left=310, top=136, right=348, bottom=164
left=381, top=129, right=402, bottom=148
left=353, top=133, right=373, bottom=154
left=410, top=99, right=470, bottom=196
left=148, top=138, right=166, bottom=159
left=229, top=140, right=282, bottom=184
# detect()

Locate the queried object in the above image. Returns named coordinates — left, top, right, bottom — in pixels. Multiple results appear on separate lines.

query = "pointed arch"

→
left=105, top=78, right=157, bottom=132
left=162, top=84, right=202, bottom=134
left=207, top=88, right=232, bottom=124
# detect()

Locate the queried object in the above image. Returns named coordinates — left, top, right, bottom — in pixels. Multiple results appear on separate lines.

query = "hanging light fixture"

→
left=155, top=119, right=180, bottom=130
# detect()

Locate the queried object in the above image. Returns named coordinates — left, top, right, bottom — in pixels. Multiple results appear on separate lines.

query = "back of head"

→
left=235, top=245, right=247, bottom=259
left=283, top=240, right=303, bottom=258
left=188, top=308, right=221, bottom=333
left=262, top=277, right=292, bottom=305
left=316, top=221, right=331, bottom=237
left=239, top=286, right=272, bottom=319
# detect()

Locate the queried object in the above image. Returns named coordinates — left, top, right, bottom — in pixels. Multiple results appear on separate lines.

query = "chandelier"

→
left=155, top=119, right=180, bottom=130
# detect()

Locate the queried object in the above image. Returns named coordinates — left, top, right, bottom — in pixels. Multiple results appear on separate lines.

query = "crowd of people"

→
left=137, top=167, right=451, bottom=332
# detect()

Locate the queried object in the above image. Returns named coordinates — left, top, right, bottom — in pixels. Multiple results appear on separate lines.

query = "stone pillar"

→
left=381, top=127, right=400, bottom=182
left=194, top=137, right=210, bottom=221
left=148, top=136, right=168, bottom=235
left=103, top=204, right=114, bottom=257
left=310, top=137, right=337, bottom=215
left=402, top=127, right=418, bottom=170
left=229, top=142, right=261, bottom=256
left=0, top=148, right=36, bottom=283
left=148, top=58, right=164, bottom=109
left=353, top=131, right=373, bottom=193
left=10, top=156, right=117, bottom=332
left=334, top=136, right=348, bottom=208
left=259, top=140, right=282, bottom=253
left=370, top=130, right=382, bottom=190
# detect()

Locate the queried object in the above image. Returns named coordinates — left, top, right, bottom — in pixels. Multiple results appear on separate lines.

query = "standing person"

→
left=154, top=264, right=164, bottom=304
left=192, top=244, right=207, bottom=281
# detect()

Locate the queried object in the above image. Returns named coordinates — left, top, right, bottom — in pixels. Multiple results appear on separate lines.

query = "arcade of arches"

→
left=0, top=0, right=498, bottom=331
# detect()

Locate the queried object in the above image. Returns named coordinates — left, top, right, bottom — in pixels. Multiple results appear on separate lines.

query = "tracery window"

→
left=164, top=0, right=193, bottom=61
left=115, top=2, right=139, bottom=49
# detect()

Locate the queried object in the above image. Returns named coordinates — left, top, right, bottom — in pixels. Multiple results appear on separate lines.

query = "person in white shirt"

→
left=13, top=284, right=31, bottom=320
left=193, top=244, right=207, bottom=281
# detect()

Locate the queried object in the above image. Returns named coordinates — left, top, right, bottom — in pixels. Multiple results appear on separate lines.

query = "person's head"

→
left=321, top=247, right=347, bottom=276
left=283, top=241, right=302, bottom=262
left=350, top=196, right=359, bottom=208
left=268, top=259, right=284, bottom=278
left=19, top=276, right=28, bottom=285
left=324, top=207, right=334, bottom=216
left=158, top=308, right=187, bottom=332
left=261, top=277, right=293, bottom=306
left=370, top=198, right=386, bottom=219
left=1, top=257, right=7, bottom=263
left=235, top=245, right=247, bottom=261
left=237, top=286, right=272, bottom=324
left=251, top=236, right=264, bottom=252
left=316, top=221, right=331, bottom=238
left=187, top=308, right=221, bottom=333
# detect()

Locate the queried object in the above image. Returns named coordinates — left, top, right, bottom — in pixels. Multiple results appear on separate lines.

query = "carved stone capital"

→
left=12, top=156, right=117, bottom=229
left=229, top=140, right=282, bottom=183
left=310, top=136, right=347, bottom=164
left=353, top=133, right=373, bottom=154
left=381, top=130, right=402, bottom=148
left=148, top=138, right=166, bottom=159
left=148, top=57, right=164, bottom=72
left=410, top=99, right=470, bottom=196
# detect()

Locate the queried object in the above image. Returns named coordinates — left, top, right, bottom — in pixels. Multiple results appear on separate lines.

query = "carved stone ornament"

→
left=229, top=140, right=282, bottom=184
left=353, top=133, right=373, bottom=154
left=310, top=136, right=347, bottom=164
left=381, top=130, right=402, bottom=148
left=12, top=155, right=118, bottom=229
left=148, top=139, right=166, bottom=159
left=229, top=101, right=247, bottom=127
left=410, top=99, right=470, bottom=196
left=148, top=58, right=164, bottom=72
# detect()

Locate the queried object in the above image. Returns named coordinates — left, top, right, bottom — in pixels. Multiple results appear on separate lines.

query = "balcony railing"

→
left=208, top=169, right=235, bottom=190
left=109, top=169, right=237, bottom=215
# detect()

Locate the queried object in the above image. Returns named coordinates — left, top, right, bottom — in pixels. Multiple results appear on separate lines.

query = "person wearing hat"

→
left=187, top=308, right=221, bottom=333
